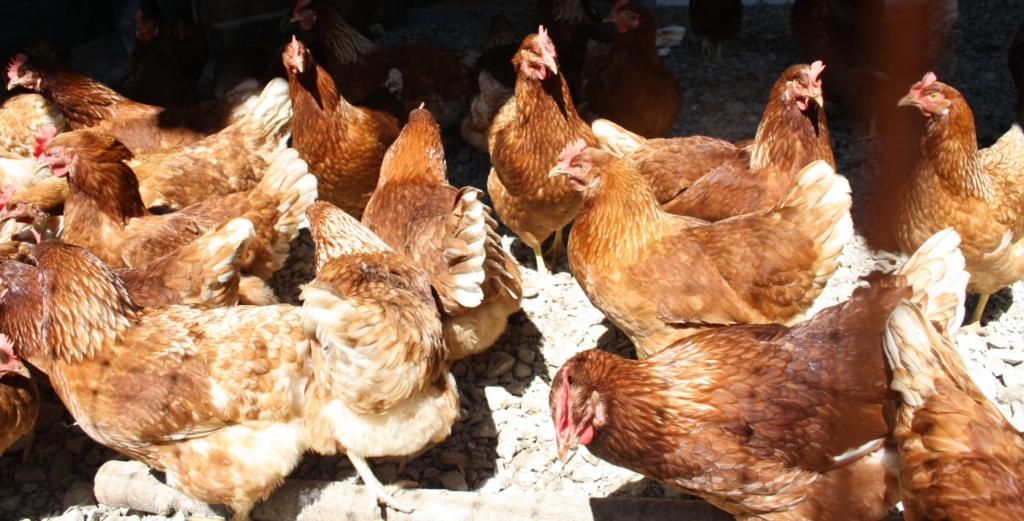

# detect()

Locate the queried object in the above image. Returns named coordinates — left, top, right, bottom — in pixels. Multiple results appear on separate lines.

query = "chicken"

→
left=0, top=217, right=256, bottom=375
left=689, top=0, right=743, bottom=59
left=592, top=61, right=834, bottom=221
left=533, top=0, right=615, bottom=97
left=884, top=301, right=1024, bottom=520
left=290, top=0, right=474, bottom=128
left=301, top=201, right=458, bottom=513
left=37, top=130, right=316, bottom=300
left=32, top=239, right=312, bottom=520
left=1011, top=18, right=1024, bottom=121
left=362, top=107, right=522, bottom=361
left=488, top=28, right=599, bottom=278
left=550, top=228, right=969, bottom=521
left=0, top=93, right=65, bottom=160
left=0, top=333, right=37, bottom=461
left=121, top=9, right=200, bottom=109
left=550, top=141, right=851, bottom=359
left=7, top=53, right=260, bottom=154
left=895, top=72, right=1024, bottom=327
left=283, top=37, right=399, bottom=219
left=461, top=14, right=520, bottom=152
left=581, top=1, right=684, bottom=139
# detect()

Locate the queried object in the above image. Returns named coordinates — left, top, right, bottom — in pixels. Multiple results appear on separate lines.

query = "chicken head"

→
left=551, top=362, right=603, bottom=461
left=607, top=0, right=641, bottom=33
left=786, top=60, right=825, bottom=111
left=283, top=36, right=310, bottom=75
left=514, top=26, right=560, bottom=80
left=898, top=72, right=951, bottom=117
left=0, top=334, right=30, bottom=379
left=6, top=54, right=40, bottom=91
left=290, top=0, right=316, bottom=31
left=548, top=139, right=600, bottom=192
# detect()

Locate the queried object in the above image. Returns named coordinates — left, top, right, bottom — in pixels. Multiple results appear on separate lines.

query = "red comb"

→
left=293, top=0, right=311, bottom=16
left=910, top=72, right=938, bottom=96
left=556, top=139, right=588, bottom=168
left=32, top=124, right=57, bottom=160
left=537, top=26, right=556, bottom=58
left=7, top=53, right=27, bottom=81
left=808, top=61, right=825, bottom=87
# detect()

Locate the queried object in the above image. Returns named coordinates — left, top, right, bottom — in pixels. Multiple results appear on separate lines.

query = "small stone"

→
left=473, top=363, right=487, bottom=376
left=970, top=368, right=1002, bottom=399
left=520, top=423, right=539, bottom=440
left=49, top=450, right=74, bottom=482
left=450, top=361, right=468, bottom=377
left=62, top=481, right=96, bottom=511
left=496, top=435, right=519, bottom=460
left=439, top=451, right=470, bottom=469
left=471, top=423, right=498, bottom=438
left=516, top=470, right=538, bottom=486
left=522, top=393, right=546, bottom=414
left=512, top=362, right=532, bottom=379
left=440, top=471, right=468, bottom=491
left=54, top=509, right=85, bottom=521
left=985, top=357, right=1005, bottom=378
left=987, top=334, right=1013, bottom=350
left=1003, top=368, right=1024, bottom=389
left=516, top=348, right=535, bottom=365
left=957, top=334, right=987, bottom=354
left=65, top=436, right=90, bottom=456
left=485, top=386, right=519, bottom=409
left=484, top=352, right=515, bottom=379
left=13, top=469, right=45, bottom=483
left=0, top=495, right=20, bottom=513
left=422, top=467, right=441, bottom=479
left=990, top=349, right=1024, bottom=366
left=19, top=483, right=37, bottom=493
left=505, top=381, right=526, bottom=396
left=522, top=286, right=540, bottom=299
left=556, top=272, right=572, bottom=281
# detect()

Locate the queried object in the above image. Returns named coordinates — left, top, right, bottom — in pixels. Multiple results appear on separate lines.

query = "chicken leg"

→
left=966, top=293, right=990, bottom=328
left=349, top=453, right=414, bottom=513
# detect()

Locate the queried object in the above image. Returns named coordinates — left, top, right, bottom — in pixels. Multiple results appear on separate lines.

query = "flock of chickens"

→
left=0, top=0, right=1022, bottom=520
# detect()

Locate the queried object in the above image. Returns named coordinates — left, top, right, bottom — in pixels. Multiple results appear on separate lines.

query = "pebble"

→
left=484, top=352, right=516, bottom=379
left=516, top=348, right=536, bottom=365
left=440, top=471, right=469, bottom=492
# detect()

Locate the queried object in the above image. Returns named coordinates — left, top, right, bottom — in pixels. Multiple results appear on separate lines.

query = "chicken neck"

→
left=916, top=97, right=992, bottom=200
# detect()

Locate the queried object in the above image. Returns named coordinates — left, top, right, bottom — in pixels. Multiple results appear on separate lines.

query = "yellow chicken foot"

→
left=545, top=228, right=566, bottom=266
left=228, top=501, right=254, bottom=521
left=965, top=293, right=990, bottom=330
left=532, top=243, right=550, bottom=280
left=350, top=453, right=414, bottom=513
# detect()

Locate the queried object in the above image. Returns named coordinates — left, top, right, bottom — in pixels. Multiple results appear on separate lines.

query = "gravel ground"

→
left=3, top=1, right=1024, bottom=520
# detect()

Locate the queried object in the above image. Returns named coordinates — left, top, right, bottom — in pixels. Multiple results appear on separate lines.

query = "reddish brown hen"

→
left=580, top=0, right=683, bottom=138
left=290, top=0, right=474, bottom=128
left=488, top=28, right=599, bottom=278
left=302, top=201, right=457, bottom=513
left=363, top=107, right=522, bottom=361
left=121, top=10, right=199, bottom=109
left=552, top=142, right=851, bottom=358
left=895, top=73, right=1024, bottom=327
left=283, top=36, right=399, bottom=219
left=37, top=131, right=316, bottom=300
left=32, top=240, right=312, bottom=521
left=884, top=301, right=1024, bottom=520
left=0, top=333, right=37, bottom=462
left=7, top=54, right=258, bottom=154
left=550, top=229, right=968, bottom=521
left=593, top=61, right=834, bottom=221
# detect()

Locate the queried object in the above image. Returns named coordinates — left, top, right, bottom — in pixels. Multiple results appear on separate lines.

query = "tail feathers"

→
left=655, top=26, right=686, bottom=56
left=444, top=187, right=489, bottom=309
left=246, top=149, right=317, bottom=278
left=482, top=211, right=522, bottom=301
left=224, top=77, right=263, bottom=123
left=237, top=78, right=293, bottom=154
left=780, top=160, right=854, bottom=290
left=592, top=118, right=645, bottom=157
left=892, top=228, right=968, bottom=341
left=237, top=275, right=279, bottom=306
left=306, top=201, right=394, bottom=272
left=884, top=301, right=991, bottom=411
left=175, top=217, right=254, bottom=306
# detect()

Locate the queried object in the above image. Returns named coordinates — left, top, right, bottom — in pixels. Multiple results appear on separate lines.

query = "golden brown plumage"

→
left=302, top=201, right=458, bottom=513
left=884, top=301, right=1024, bottom=520
left=39, top=130, right=316, bottom=286
left=580, top=1, right=683, bottom=138
left=593, top=62, right=834, bottom=221
left=7, top=54, right=258, bottom=154
left=0, top=333, right=37, bottom=461
left=363, top=108, right=522, bottom=361
left=283, top=36, right=399, bottom=219
left=488, top=28, right=599, bottom=277
left=33, top=240, right=312, bottom=521
left=550, top=229, right=968, bottom=520
left=553, top=143, right=851, bottom=358
left=895, top=73, right=1024, bottom=326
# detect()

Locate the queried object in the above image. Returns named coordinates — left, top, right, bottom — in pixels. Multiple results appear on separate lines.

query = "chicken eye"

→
left=575, top=164, right=584, bottom=170
left=48, top=149, right=59, bottom=157
left=928, top=93, right=939, bottom=100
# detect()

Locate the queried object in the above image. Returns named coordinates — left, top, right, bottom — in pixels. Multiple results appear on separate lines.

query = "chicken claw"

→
left=349, top=454, right=415, bottom=514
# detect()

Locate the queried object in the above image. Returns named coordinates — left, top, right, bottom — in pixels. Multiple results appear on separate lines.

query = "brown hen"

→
left=581, top=0, right=683, bottom=139
left=7, top=54, right=258, bottom=154
left=302, top=201, right=458, bottom=513
left=551, top=229, right=969, bottom=521
left=552, top=142, right=851, bottom=358
left=895, top=73, right=1024, bottom=327
left=283, top=36, right=399, bottom=219
left=0, top=334, right=37, bottom=462
left=32, top=240, right=312, bottom=520
left=363, top=107, right=522, bottom=361
left=884, top=301, right=1024, bottom=520
left=593, top=61, right=834, bottom=220
left=488, top=28, right=599, bottom=278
